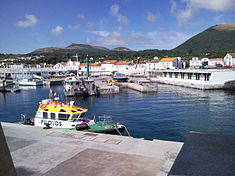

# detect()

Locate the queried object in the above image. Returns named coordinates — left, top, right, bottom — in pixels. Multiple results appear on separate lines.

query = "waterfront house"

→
left=101, top=60, right=118, bottom=72
left=114, top=61, right=133, bottom=74
left=189, top=57, right=202, bottom=68
left=53, top=60, right=80, bottom=71
left=159, top=57, right=183, bottom=69
left=224, top=53, right=235, bottom=66
left=79, top=62, right=101, bottom=72
left=134, top=61, right=146, bottom=73
left=145, top=60, right=159, bottom=71
left=208, top=58, right=224, bottom=68
left=53, top=62, right=68, bottom=70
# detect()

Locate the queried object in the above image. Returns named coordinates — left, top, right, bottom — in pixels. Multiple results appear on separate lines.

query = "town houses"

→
left=224, top=53, right=235, bottom=66
left=1, top=53, right=235, bottom=79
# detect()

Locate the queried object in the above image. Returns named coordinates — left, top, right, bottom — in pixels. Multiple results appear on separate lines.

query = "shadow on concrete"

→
left=16, top=167, right=36, bottom=176
left=168, top=132, right=235, bottom=176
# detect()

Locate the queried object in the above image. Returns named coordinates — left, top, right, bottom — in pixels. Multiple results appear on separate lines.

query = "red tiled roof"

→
left=90, top=63, right=101, bottom=66
left=159, top=57, right=177, bottom=62
left=209, top=58, right=223, bottom=61
left=60, top=62, right=68, bottom=66
left=80, top=63, right=101, bottom=66
left=145, top=60, right=159, bottom=63
left=115, top=61, right=132, bottom=65
left=102, top=60, right=118, bottom=64
left=228, top=53, right=235, bottom=57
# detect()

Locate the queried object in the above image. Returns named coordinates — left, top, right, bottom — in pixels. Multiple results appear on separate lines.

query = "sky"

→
left=1, top=0, right=235, bottom=54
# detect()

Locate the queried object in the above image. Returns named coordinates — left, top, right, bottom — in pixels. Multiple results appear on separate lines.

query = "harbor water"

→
left=1, top=84, right=235, bottom=142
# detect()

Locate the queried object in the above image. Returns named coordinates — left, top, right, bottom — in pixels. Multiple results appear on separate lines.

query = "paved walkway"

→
left=2, top=122, right=183, bottom=176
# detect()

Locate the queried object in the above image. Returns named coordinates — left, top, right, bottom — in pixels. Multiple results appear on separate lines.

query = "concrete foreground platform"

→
left=2, top=122, right=183, bottom=176
left=169, top=132, right=235, bottom=176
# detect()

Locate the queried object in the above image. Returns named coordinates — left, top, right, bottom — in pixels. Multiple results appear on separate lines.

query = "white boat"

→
left=21, top=97, right=95, bottom=129
left=64, top=76, right=83, bottom=96
left=0, top=80, right=5, bottom=91
left=20, top=90, right=127, bottom=134
left=18, top=77, right=43, bottom=86
left=64, top=77, right=97, bottom=96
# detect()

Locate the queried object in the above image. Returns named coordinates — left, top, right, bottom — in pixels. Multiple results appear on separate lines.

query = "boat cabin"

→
left=34, top=99, right=90, bottom=128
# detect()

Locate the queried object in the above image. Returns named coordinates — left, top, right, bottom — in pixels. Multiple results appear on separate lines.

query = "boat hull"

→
left=19, top=81, right=43, bottom=86
left=34, top=118, right=84, bottom=129
left=88, top=126, right=125, bottom=134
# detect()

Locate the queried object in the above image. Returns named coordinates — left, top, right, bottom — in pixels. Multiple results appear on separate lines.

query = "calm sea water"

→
left=1, top=84, right=235, bottom=142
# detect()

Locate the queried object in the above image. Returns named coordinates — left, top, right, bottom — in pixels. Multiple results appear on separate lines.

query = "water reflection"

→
left=0, top=84, right=235, bottom=142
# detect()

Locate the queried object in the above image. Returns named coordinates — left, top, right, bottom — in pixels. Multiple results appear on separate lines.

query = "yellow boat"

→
left=22, top=97, right=95, bottom=129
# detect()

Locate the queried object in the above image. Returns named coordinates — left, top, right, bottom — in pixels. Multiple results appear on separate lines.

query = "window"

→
left=58, top=113, right=70, bottom=121
left=43, top=112, right=48, bottom=119
left=51, top=113, right=56, bottom=120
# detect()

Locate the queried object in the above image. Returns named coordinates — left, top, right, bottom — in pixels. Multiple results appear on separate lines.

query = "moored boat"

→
left=0, top=80, right=5, bottom=91
left=112, top=73, right=128, bottom=82
left=18, top=77, right=43, bottom=86
left=64, top=76, right=98, bottom=96
left=64, top=76, right=84, bottom=97
left=21, top=90, right=94, bottom=129
left=75, top=115, right=125, bottom=134
left=20, top=90, right=127, bottom=135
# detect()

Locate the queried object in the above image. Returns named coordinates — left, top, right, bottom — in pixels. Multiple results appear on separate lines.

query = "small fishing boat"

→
left=75, top=115, right=126, bottom=134
left=64, top=76, right=84, bottom=97
left=112, top=73, right=128, bottom=82
left=64, top=77, right=98, bottom=96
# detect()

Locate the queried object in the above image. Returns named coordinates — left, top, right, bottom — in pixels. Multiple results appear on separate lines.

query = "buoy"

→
left=40, top=104, right=47, bottom=109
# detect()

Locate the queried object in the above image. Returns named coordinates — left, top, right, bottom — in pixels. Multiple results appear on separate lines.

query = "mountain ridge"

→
left=29, top=23, right=235, bottom=56
left=30, top=44, right=132, bottom=55
left=172, top=23, right=235, bottom=54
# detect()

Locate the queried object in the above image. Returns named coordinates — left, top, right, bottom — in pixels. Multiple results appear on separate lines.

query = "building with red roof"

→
left=158, top=57, right=183, bottom=69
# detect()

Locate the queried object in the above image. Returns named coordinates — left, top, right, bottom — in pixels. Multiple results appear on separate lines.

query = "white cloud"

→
left=68, top=24, right=81, bottom=30
left=148, top=30, right=193, bottom=49
left=171, top=0, right=235, bottom=25
left=88, top=30, right=110, bottom=37
left=16, top=14, right=38, bottom=28
left=77, top=14, right=85, bottom=20
left=52, top=25, right=63, bottom=35
left=146, top=12, right=158, bottom=23
left=87, top=28, right=152, bottom=48
left=110, top=4, right=128, bottom=25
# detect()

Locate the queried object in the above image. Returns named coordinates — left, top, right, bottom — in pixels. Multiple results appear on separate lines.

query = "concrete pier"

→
left=0, top=123, right=17, bottom=176
left=96, top=82, right=120, bottom=95
left=2, top=122, right=183, bottom=176
left=149, top=69, right=235, bottom=90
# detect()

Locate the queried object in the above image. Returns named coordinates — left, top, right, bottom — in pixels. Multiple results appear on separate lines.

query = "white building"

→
left=53, top=60, right=80, bottom=71
left=190, top=57, right=224, bottom=68
left=224, top=53, right=235, bottom=66
left=145, top=60, right=159, bottom=71
left=114, top=61, right=134, bottom=75
left=158, top=57, right=183, bottom=69
left=208, top=58, right=224, bottom=68
left=100, top=60, right=118, bottom=72
left=79, top=62, right=101, bottom=72
left=189, top=57, right=202, bottom=68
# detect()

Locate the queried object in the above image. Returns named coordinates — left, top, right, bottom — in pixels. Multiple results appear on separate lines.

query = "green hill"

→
left=172, top=23, right=235, bottom=54
left=30, top=44, right=128, bottom=55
